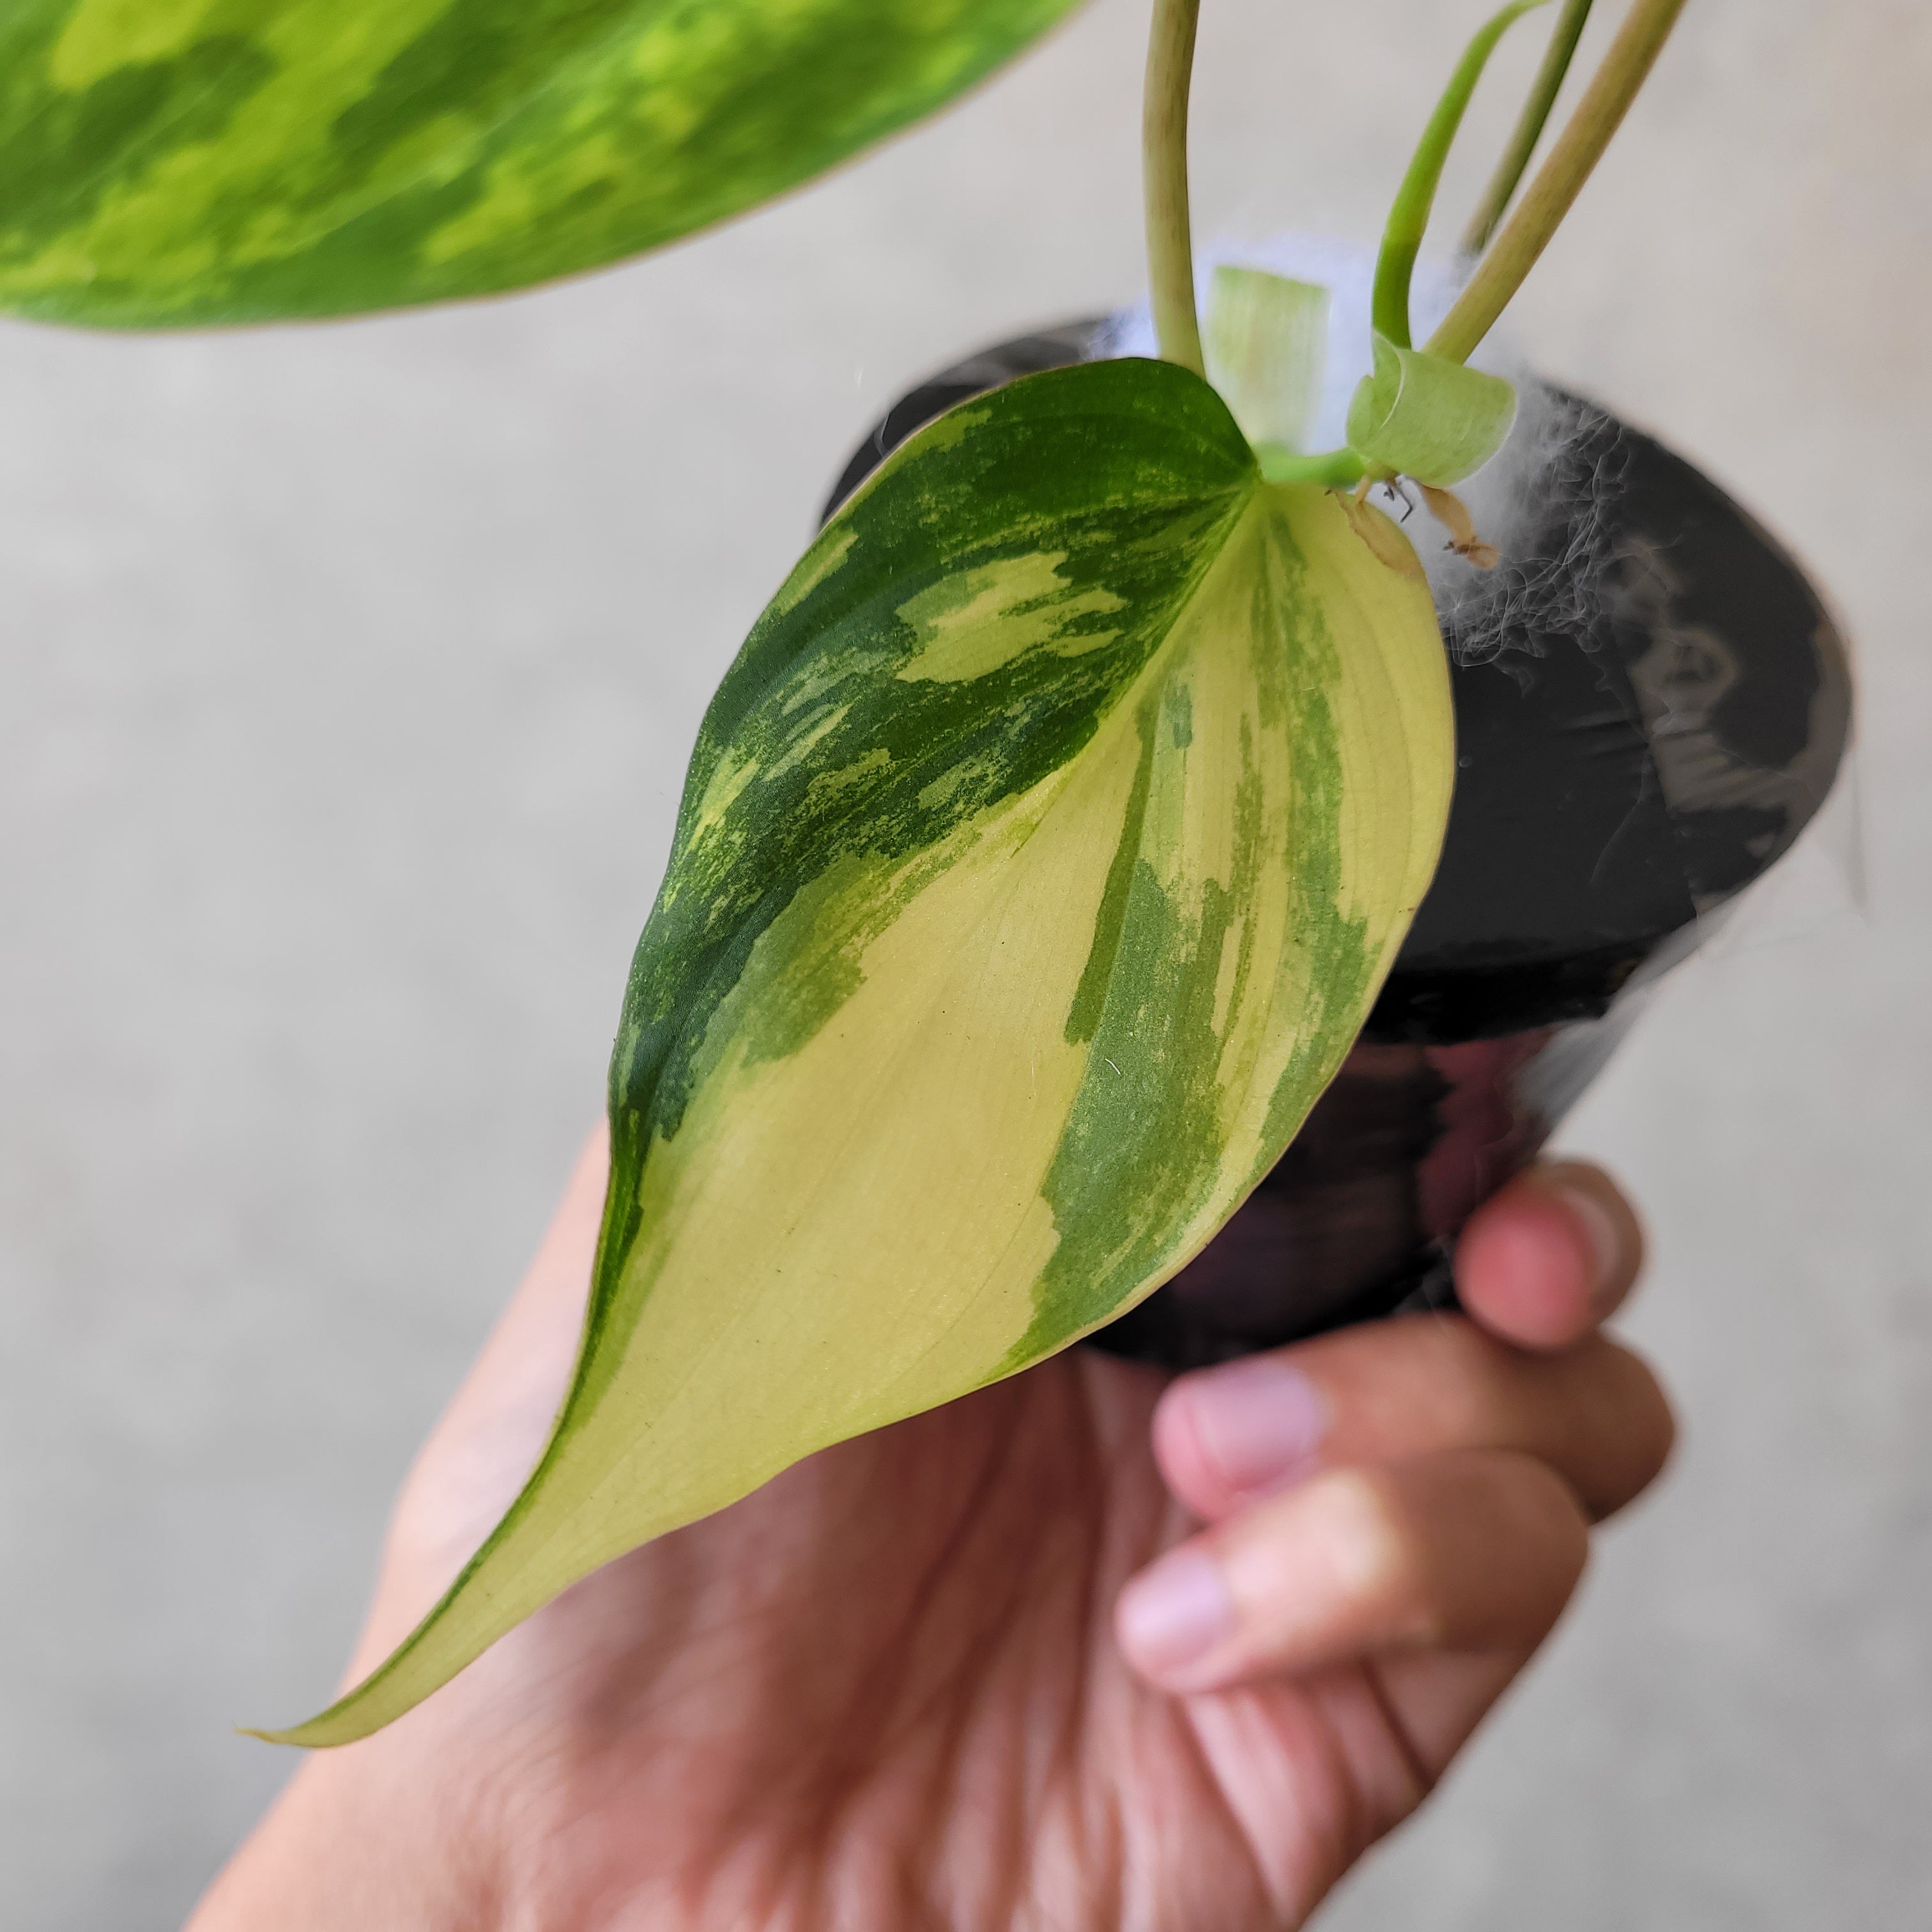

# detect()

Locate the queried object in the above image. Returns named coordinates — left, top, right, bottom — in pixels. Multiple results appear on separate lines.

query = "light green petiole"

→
left=1144, top=0, right=1206, bottom=375
left=1257, top=444, right=1368, bottom=488
left=1156, top=0, right=1689, bottom=504
left=1460, top=0, right=1597, bottom=257
left=1370, top=0, right=1554, bottom=350
left=1429, top=0, right=1691, bottom=363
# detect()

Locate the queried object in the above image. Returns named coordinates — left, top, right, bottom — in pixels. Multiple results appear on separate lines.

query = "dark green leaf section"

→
left=0, top=0, right=1081, bottom=325
left=580, top=357, right=1257, bottom=1417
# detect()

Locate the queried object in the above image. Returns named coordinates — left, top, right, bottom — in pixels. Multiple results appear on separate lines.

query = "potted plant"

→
left=822, top=305, right=1850, bottom=1367
left=0, top=0, right=1846, bottom=1747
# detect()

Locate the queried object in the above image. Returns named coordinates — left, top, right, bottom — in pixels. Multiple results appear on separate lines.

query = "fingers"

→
left=1456, top=1160, right=1644, bottom=1352
left=1122, top=1158, right=1665, bottom=1728
left=1152, top=1314, right=1674, bottom=1525
left=1115, top=1450, right=1587, bottom=1694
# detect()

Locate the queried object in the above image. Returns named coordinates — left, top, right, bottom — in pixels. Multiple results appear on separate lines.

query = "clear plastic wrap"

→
left=824, top=320, right=1855, bottom=1367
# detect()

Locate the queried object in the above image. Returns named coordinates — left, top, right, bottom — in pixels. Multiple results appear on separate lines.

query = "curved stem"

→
left=1372, top=0, right=1552, bottom=349
left=1459, top=0, right=1595, bottom=257
left=1427, top=0, right=1690, bottom=364
left=1144, top=0, right=1205, bottom=375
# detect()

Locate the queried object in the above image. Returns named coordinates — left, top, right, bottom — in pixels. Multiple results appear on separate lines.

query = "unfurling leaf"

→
left=1204, top=266, right=1330, bottom=452
left=261, top=358, right=1454, bottom=1746
left=1346, top=332, right=1518, bottom=486
left=0, top=0, right=1082, bottom=326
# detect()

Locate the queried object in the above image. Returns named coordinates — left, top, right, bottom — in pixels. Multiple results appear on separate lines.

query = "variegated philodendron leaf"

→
left=0, top=0, right=1080, bottom=326
left=261, top=357, right=1454, bottom=1746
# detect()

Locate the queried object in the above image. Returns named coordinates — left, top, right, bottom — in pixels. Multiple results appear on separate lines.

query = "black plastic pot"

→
left=825, top=323, right=1854, bottom=1368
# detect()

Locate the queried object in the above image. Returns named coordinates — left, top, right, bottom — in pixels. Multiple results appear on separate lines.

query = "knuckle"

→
left=1508, top=1453, right=1593, bottom=1560
left=1480, top=1454, right=1592, bottom=1632
left=1319, top=1468, right=1436, bottom=1636
left=1570, top=1339, right=1677, bottom=1517
left=1610, top=1344, right=1678, bottom=1496
left=1393, top=1314, right=1519, bottom=1441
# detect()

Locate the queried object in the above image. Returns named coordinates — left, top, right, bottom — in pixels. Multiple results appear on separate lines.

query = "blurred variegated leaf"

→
left=261, top=357, right=1453, bottom=1745
left=1347, top=332, right=1517, bottom=486
left=1203, top=265, right=1328, bottom=452
left=0, top=0, right=1081, bottom=326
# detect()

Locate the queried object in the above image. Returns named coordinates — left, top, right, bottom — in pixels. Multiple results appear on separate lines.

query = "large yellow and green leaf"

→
left=0, top=0, right=1080, bottom=326
left=263, top=357, right=1453, bottom=1745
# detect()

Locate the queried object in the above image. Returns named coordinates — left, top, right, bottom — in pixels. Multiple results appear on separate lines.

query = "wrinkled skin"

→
left=193, top=1133, right=1669, bottom=1931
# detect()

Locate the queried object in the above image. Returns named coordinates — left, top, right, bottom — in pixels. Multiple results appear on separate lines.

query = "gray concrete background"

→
left=1, top=0, right=1926, bottom=1923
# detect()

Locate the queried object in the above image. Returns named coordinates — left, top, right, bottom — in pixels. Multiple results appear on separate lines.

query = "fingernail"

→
left=1116, top=1547, right=1234, bottom=1678
left=1181, top=1357, right=1328, bottom=1496
left=1553, top=1181, right=1624, bottom=1302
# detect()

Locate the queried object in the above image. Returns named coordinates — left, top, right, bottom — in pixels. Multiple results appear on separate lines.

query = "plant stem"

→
left=1459, top=0, right=1595, bottom=257
left=1372, top=0, right=1552, bottom=349
left=1427, top=0, right=1689, bottom=364
left=1144, top=0, right=1205, bottom=376
left=1257, top=443, right=1367, bottom=487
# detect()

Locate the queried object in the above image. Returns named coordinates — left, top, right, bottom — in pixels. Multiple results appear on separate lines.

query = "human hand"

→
left=191, top=1132, right=1667, bottom=1931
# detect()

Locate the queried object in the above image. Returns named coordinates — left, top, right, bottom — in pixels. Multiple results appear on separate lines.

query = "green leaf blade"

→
left=260, top=358, right=1453, bottom=1747
left=0, top=0, right=1082, bottom=326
